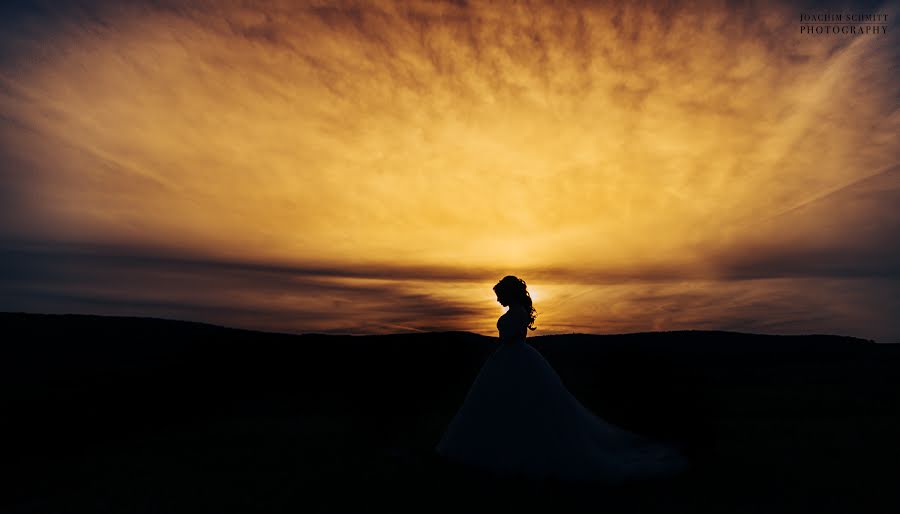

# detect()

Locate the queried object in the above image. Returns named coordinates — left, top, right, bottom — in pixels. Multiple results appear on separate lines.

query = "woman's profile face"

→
left=495, top=290, right=508, bottom=306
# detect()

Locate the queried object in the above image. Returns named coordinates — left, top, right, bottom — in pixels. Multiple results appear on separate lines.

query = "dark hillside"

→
left=2, top=313, right=898, bottom=513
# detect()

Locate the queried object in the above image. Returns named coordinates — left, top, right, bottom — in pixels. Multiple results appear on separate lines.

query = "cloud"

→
left=702, top=164, right=900, bottom=280
left=2, top=239, right=897, bottom=341
left=0, top=241, right=489, bottom=334
left=0, top=0, right=897, bottom=339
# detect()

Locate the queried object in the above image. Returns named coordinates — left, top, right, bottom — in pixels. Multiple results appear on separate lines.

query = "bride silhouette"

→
left=435, top=275, right=687, bottom=482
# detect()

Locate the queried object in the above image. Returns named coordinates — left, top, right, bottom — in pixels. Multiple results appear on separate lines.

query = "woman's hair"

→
left=493, top=275, right=537, bottom=331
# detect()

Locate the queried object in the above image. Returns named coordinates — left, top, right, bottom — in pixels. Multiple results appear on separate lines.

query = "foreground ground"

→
left=3, top=313, right=899, bottom=513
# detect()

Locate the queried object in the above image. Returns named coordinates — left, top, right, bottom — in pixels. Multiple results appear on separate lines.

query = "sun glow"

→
left=527, top=286, right=542, bottom=303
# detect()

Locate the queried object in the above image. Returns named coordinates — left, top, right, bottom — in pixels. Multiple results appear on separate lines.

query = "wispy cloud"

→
left=0, top=242, right=489, bottom=334
left=2, top=240, right=897, bottom=341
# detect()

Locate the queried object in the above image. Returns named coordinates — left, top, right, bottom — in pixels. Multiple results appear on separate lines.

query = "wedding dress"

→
left=435, top=304, right=687, bottom=482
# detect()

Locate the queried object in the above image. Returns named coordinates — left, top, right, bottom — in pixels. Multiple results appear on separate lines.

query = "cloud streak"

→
left=1, top=240, right=897, bottom=341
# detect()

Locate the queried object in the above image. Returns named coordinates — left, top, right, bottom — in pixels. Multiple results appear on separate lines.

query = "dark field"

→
left=3, top=312, right=899, bottom=513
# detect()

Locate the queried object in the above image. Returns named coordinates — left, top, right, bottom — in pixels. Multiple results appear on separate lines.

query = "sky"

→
left=0, top=0, right=898, bottom=341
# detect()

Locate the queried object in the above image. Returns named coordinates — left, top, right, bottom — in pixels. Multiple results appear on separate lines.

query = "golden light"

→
left=0, top=1, right=897, bottom=340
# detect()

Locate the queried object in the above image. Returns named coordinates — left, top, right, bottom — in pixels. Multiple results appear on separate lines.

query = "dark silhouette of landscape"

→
left=2, top=312, right=899, bottom=513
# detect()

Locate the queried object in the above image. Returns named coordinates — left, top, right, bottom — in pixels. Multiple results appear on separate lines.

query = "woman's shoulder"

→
left=498, top=304, right=528, bottom=324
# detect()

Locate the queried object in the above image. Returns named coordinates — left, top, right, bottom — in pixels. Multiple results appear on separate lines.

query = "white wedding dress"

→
left=435, top=305, right=687, bottom=482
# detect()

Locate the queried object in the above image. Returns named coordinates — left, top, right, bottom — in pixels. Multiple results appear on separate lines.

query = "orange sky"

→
left=0, top=1, right=898, bottom=340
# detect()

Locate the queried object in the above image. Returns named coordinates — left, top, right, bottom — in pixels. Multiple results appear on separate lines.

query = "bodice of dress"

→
left=497, top=304, right=529, bottom=343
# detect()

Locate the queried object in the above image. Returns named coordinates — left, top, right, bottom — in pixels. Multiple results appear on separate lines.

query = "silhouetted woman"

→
left=435, top=275, right=686, bottom=482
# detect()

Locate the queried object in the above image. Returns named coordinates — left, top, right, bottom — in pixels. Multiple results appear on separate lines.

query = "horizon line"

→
left=1, top=311, right=884, bottom=343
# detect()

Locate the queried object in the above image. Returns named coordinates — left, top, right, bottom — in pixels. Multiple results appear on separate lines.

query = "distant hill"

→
left=2, top=312, right=898, bottom=514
